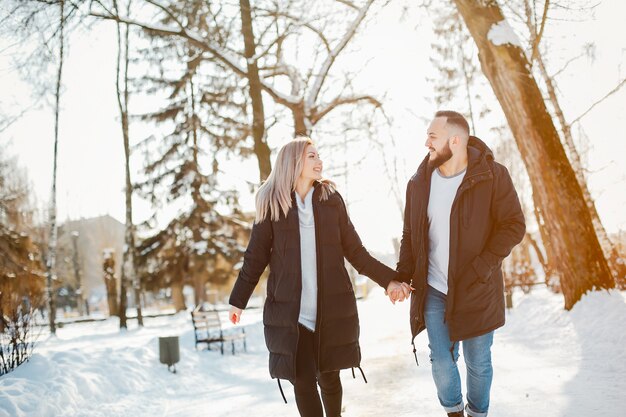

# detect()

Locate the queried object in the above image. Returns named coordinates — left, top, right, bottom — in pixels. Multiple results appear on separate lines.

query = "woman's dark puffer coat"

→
left=229, top=181, right=397, bottom=382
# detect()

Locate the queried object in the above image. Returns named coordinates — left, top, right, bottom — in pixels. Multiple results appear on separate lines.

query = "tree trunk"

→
left=46, top=0, right=66, bottom=335
left=293, top=103, right=309, bottom=136
left=115, top=0, right=142, bottom=328
left=521, top=0, right=624, bottom=282
left=188, top=74, right=208, bottom=309
left=526, top=232, right=549, bottom=278
left=193, top=273, right=207, bottom=307
left=105, top=278, right=119, bottom=316
left=534, top=53, right=626, bottom=282
left=70, top=231, right=85, bottom=316
left=239, top=0, right=272, bottom=181
left=452, top=0, right=613, bottom=309
left=171, top=281, right=186, bottom=312
left=103, top=252, right=119, bottom=317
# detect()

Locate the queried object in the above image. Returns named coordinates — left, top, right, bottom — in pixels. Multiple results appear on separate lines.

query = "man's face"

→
left=425, top=117, right=453, bottom=167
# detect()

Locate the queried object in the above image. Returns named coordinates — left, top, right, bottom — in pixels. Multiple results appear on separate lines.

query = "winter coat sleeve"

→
left=228, top=217, right=273, bottom=309
left=396, top=181, right=415, bottom=284
left=336, top=193, right=398, bottom=290
left=472, top=164, right=526, bottom=280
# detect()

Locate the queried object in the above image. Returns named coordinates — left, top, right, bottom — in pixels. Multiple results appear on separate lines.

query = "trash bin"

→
left=159, top=336, right=180, bottom=373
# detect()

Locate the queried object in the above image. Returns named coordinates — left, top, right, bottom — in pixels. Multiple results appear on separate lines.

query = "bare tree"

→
left=90, top=0, right=386, bottom=179
left=519, top=0, right=626, bottom=283
left=1, top=0, right=91, bottom=333
left=260, top=0, right=381, bottom=136
left=44, top=0, right=67, bottom=335
left=239, top=0, right=271, bottom=180
left=452, top=0, right=613, bottom=309
left=112, top=0, right=142, bottom=329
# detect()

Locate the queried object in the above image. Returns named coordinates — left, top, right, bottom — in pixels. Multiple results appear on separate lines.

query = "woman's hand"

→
left=386, top=280, right=414, bottom=304
left=229, top=306, right=243, bottom=324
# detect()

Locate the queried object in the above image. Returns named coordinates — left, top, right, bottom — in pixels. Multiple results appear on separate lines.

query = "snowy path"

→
left=1, top=287, right=624, bottom=417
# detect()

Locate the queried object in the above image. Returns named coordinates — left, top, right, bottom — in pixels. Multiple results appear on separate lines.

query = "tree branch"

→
left=249, top=23, right=293, bottom=62
left=144, top=0, right=186, bottom=31
left=551, top=50, right=586, bottom=78
left=254, top=8, right=331, bottom=53
left=89, top=10, right=300, bottom=106
left=0, top=105, right=34, bottom=133
left=336, top=0, right=359, bottom=10
left=530, top=0, right=549, bottom=63
left=306, top=0, right=375, bottom=110
left=570, top=77, right=626, bottom=125
left=310, top=94, right=381, bottom=124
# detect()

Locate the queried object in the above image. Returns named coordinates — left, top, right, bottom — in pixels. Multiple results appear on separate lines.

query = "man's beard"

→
left=429, top=142, right=453, bottom=168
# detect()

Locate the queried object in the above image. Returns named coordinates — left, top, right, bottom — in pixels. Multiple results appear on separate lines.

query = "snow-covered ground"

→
left=1, top=287, right=624, bottom=417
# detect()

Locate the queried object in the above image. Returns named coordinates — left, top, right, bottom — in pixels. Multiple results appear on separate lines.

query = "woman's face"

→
left=299, top=144, right=323, bottom=182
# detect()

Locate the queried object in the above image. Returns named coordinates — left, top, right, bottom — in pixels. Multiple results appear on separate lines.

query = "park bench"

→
left=190, top=307, right=247, bottom=355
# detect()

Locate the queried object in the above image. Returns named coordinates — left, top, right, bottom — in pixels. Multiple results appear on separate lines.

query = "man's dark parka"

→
left=397, top=136, right=526, bottom=342
left=230, top=181, right=397, bottom=382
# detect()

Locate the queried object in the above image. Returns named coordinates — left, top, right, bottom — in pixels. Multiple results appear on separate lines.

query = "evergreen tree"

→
left=133, top=1, right=249, bottom=306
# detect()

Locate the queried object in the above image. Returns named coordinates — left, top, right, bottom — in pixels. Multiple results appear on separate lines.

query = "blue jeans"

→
left=424, top=285, right=494, bottom=417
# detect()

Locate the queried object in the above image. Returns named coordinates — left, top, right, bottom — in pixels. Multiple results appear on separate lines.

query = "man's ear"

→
left=450, top=135, right=460, bottom=146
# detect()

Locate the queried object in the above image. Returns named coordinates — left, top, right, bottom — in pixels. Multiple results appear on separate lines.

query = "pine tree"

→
left=133, top=1, right=249, bottom=306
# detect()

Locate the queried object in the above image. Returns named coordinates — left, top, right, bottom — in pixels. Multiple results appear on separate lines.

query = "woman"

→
left=228, top=137, right=407, bottom=417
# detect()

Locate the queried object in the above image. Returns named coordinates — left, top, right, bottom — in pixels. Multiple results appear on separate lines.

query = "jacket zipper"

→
left=291, top=195, right=303, bottom=380
left=416, top=170, right=431, bottom=328
left=312, top=196, right=324, bottom=369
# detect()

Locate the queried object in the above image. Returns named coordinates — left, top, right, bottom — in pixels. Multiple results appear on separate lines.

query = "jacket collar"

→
left=412, top=135, right=493, bottom=183
left=466, top=136, right=493, bottom=178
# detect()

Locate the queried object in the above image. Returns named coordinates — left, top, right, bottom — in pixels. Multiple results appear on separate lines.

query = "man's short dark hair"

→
left=435, top=110, right=470, bottom=138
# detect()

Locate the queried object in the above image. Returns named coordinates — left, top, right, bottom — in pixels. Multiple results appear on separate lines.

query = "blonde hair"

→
left=255, top=137, right=335, bottom=223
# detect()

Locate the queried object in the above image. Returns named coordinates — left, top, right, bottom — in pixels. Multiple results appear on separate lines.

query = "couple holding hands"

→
left=228, top=110, right=526, bottom=417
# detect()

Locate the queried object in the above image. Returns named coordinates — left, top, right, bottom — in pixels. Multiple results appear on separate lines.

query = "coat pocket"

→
left=455, top=267, right=495, bottom=313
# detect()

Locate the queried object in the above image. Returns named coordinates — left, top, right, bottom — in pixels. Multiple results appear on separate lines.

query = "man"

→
left=395, top=110, right=525, bottom=417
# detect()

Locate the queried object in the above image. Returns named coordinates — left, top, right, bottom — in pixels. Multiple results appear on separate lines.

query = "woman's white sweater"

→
left=296, top=187, right=317, bottom=331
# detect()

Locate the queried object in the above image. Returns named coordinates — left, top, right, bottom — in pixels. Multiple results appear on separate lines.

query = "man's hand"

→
left=386, top=280, right=414, bottom=304
left=229, top=305, right=243, bottom=324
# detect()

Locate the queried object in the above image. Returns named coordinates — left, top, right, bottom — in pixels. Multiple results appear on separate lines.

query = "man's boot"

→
left=447, top=412, right=464, bottom=417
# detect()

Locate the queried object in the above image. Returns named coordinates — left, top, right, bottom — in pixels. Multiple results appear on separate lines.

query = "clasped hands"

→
left=385, top=280, right=414, bottom=304
left=228, top=279, right=414, bottom=324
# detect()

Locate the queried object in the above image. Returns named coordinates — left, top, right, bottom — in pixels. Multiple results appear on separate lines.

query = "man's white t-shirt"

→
left=427, top=167, right=466, bottom=294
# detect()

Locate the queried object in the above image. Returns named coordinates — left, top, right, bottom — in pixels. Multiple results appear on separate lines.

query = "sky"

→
left=1, top=0, right=625, bottom=255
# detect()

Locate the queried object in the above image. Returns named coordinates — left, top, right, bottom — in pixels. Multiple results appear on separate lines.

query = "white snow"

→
left=191, top=240, right=208, bottom=254
left=487, top=20, right=523, bottom=48
left=0, top=287, right=624, bottom=417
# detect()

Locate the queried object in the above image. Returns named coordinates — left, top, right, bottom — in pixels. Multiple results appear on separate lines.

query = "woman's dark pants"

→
left=294, top=324, right=342, bottom=417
